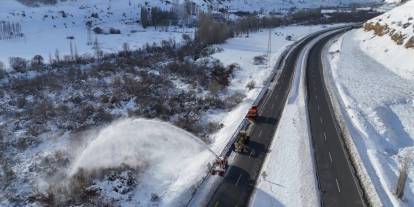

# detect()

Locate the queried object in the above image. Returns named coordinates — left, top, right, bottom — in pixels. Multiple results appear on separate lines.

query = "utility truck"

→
left=234, top=119, right=254, bottom=153
left=211, top=156, right=228, bottom=177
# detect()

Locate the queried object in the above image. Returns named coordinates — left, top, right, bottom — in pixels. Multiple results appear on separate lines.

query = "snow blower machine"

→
left=210, top=156, right=228, bottom=177
left=234, top=119, right=254, bottom=153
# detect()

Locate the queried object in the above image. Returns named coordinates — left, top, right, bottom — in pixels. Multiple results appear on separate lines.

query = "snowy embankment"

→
left=0, top=0, right=194, bottom=69
left=323, top=29, right=414, bottom=207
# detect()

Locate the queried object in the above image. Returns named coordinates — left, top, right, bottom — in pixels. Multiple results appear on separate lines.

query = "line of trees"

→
left=0, top=21, right=23, bottom=40
left=196, top=13, right=285, bottom=46
left=140, top=7, right=178, bottom=28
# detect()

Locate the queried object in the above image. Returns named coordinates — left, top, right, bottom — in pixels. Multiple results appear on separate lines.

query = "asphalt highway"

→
left=306, top=30, right=366, bottom=207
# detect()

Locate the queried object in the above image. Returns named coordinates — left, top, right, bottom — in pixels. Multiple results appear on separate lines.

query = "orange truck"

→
left=247, top=106, right=258, bottom=120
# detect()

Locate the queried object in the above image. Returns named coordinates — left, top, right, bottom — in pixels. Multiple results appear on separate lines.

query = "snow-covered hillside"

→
left=324, top=2, right=414, bottom=206
left=0, top=0, right=388, bottom=69
left=214, top=0, right=383, bottom=13
left=362, top=0, right=414, bottom=80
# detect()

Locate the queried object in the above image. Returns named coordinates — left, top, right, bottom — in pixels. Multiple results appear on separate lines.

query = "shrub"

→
left=16, top=97, right=27, bottom=109
left=31, top=55, right=44, bottom=69
left=109, top=28, right=121, bottom=34
left=246, top=80, right=256, bottom=90
left=9, top=57, right=27, bottom=73
left=253, top=55, right=266, bottom=65
left=93, top=27, right=103, bottom=34
left=405, top=36, right=414, bottom=49
left=391, top=32, right=407, bottom=45
left=224, top=91, right=245, bottom=109
left=0, top=61, right=5, bottom=79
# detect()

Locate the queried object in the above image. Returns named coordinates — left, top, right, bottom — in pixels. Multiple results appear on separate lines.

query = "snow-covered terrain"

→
left=0, top=0, right=397, bottom=206
left=214, top=0, right=383, bottom=13
left=323, top=4, right=414, bottom=205
left=0, top=0, right=195, bottom=69
left=362, top=0, right=414, bottom=80
left=0, top=0, right=390, bottom=69
left=0, top=23, right=345, bottom=207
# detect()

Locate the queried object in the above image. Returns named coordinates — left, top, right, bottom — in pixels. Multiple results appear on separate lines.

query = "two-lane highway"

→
left=206, top=29, right=343, bottom=207
left=306, top=30, right=366, bottom=207
left=200, top=27, right=367, bottom=207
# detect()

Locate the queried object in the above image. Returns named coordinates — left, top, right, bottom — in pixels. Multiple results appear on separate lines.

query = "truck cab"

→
left=247, top=106, right=258, bottom=120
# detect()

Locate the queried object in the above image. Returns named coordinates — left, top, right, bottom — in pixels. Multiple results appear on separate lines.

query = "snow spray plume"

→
left=70, top=118, right=218, bottom=175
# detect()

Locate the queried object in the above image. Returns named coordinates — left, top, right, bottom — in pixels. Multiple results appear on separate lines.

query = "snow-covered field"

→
left=324, top=28, right=414, bottom=206
left=0, top=0, right=195, bottom=69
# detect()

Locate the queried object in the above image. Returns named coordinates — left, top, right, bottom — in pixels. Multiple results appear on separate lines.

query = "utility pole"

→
left=395, top=151, right=413, bottom=199
left=267, top=28, right=272, bottom=70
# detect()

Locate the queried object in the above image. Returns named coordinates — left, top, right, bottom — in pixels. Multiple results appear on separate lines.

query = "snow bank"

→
left=70, top=118, right=215, bottom=207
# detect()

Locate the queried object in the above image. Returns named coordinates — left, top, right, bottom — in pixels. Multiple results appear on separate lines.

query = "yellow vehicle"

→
left=234, top=120, right=254, bottom=153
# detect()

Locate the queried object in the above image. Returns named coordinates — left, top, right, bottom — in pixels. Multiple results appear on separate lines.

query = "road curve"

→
left=206, top=28, right=350, bottom=207
left=306, top=30, right=366, bottom=207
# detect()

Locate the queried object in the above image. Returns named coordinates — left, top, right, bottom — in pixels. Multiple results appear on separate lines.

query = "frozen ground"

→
left=324, top=29, right=414, bottom=207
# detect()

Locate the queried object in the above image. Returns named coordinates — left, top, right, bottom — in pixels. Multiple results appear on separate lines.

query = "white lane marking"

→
left=258, top=130, right=263, bottom=137
left=328, top=152, right=333, bottom=163
left=235, top=174, right=242, bottom=186
left=249, top=150, right=254, bottom=158
left=324, top=132, right=327, bottom=142
left=316, top=95, right=318, bottom=100
left=320, top=117, right=323, bottom=124
left=336, top=178, right=341, bottom=193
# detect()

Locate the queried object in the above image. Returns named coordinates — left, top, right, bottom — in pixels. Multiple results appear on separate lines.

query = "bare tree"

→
left=0, top=61, right=5, bottom=79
